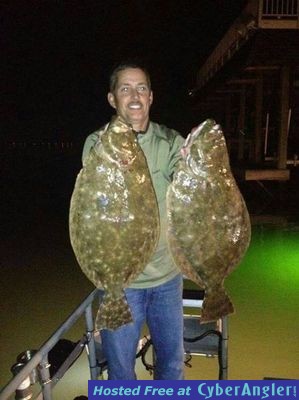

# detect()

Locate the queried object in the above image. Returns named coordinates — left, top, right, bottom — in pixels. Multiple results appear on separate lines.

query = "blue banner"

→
left=88, top=380, right=298, bottom=400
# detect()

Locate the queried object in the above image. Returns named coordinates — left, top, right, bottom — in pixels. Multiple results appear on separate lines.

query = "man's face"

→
left=107, top=68, right=153, bottom=131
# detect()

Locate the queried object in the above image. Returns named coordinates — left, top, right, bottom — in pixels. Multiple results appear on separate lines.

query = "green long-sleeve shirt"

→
left=82, top=120, right=185, bottom=288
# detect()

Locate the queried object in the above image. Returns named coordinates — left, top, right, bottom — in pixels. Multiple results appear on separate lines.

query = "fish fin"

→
left=200, top=286, right=234, bottom=323
left=95, top=292, right=133, bottom=331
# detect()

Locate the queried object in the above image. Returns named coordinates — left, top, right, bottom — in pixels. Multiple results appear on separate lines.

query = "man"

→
left=82, top=62, right=185, bottom=380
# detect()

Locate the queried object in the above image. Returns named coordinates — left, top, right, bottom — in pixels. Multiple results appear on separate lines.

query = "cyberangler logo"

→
left=197, top=382, right=297, bottom=400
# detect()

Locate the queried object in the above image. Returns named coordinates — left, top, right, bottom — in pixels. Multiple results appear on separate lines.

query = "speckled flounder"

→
left=167, top=119, right=251, bottom=322
left=69, top=116, right=159, bottom=330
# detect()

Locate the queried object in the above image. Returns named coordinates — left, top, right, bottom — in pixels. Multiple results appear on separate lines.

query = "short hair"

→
left=109, top=61, right=151, bottom=93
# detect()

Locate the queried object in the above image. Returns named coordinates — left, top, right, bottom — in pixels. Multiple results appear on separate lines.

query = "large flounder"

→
left=69, top=116, right=159, bottom=330
left=167, top=119, right=251, bottom=322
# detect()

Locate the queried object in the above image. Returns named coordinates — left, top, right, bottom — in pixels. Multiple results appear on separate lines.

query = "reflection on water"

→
left=223, top=218, right=299, bottom=381
left=0, top=151, right=298, bottom=397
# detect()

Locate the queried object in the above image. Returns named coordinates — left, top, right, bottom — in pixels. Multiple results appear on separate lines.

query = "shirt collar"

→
left=137, top=122, right=153, bottom=143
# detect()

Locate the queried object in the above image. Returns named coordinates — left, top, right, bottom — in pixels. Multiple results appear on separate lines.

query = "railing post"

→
left=277, top=65, right=290, bottom=169
left=38, top=355, right=52, bottom=400
left=10, top=362, right=32, bottom=400
left=85, top=303, right=98, bottom=380
left=221, top=316, right=229, bottom=380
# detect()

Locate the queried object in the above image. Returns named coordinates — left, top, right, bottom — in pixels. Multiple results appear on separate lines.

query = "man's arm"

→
left=81, top=125, right=108, bottom=165
left=82, top=133, right=99, bottom=165
left=168, top=131, right=185, bottom=177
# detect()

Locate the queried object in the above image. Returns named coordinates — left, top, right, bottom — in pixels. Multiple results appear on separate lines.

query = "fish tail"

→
left=200, top=286, right=234, bottom=323
left=95, top=291, right=133, bottom=331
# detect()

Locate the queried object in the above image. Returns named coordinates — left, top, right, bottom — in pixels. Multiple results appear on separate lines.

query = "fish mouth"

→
left=181, top=120, right=215, bottom=158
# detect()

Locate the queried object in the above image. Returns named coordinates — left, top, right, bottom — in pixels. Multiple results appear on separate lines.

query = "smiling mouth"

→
left=128, top=102, right=142, bottom=110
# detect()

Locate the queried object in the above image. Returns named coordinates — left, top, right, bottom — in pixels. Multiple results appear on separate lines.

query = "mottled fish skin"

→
left=167, top=119, right=251, bottom=322
left=69, top=116, right=160, bottom=330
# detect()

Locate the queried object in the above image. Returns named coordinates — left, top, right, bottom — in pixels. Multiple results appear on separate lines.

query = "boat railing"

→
left=0, top=289, right=101, bottom=400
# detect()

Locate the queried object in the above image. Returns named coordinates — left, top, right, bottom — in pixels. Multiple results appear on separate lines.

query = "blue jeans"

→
left=100, top=274, right=184, bottom=380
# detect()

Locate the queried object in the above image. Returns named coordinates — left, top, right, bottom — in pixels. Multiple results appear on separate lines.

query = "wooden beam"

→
left=245, top=66, right=280, bottom=71
left=244, top=169, right=290, bottom=181
left=254, top=77, right=263, bottom=163
left=237, top=85, right=246, bottom=161
left=277, top=66, right=290, bottom=169
left=215, top=89, right=242, bottom=93
left=225, top=93, right=232, bottom=138
left=227, top=78, right=258, bottom=85
left=250, top=215, right=288, bottom=225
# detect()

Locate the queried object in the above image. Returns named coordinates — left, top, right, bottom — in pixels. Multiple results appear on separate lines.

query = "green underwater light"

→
left=247, top=225, right=299, bottom=285
left=225, top=222, right=299, bottom=319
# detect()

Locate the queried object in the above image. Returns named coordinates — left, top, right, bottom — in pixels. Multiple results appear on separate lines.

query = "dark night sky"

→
left=2, top=1, right=247, bottom=142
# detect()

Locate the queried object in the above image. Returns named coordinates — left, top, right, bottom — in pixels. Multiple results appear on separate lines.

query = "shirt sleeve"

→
left=168, top=131, right=185, bottom=177
left=82, top=124, right=109, bottom=165
left=81, top=133, right=98, bottom=165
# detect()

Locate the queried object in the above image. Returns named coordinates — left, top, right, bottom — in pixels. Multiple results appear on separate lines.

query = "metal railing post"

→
left=221, top=316, right=229, bottom=380
left=38, top=355, right=52, bottom=400
left=85, top=303, right=98, bottom=380
left=10, top=362, right=32, bottom=400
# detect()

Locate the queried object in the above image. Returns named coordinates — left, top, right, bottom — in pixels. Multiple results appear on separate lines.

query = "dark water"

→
left=1, top=147, right=298, bottom=396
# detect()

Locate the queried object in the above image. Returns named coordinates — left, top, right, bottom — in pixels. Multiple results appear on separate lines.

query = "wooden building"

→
left=190, top=0, right=299, bottom=181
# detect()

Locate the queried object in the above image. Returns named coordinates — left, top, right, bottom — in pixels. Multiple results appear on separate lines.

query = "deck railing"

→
left=261, top=0, right=298, bottom=18
left=194, top=0, right=299, bottom=91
